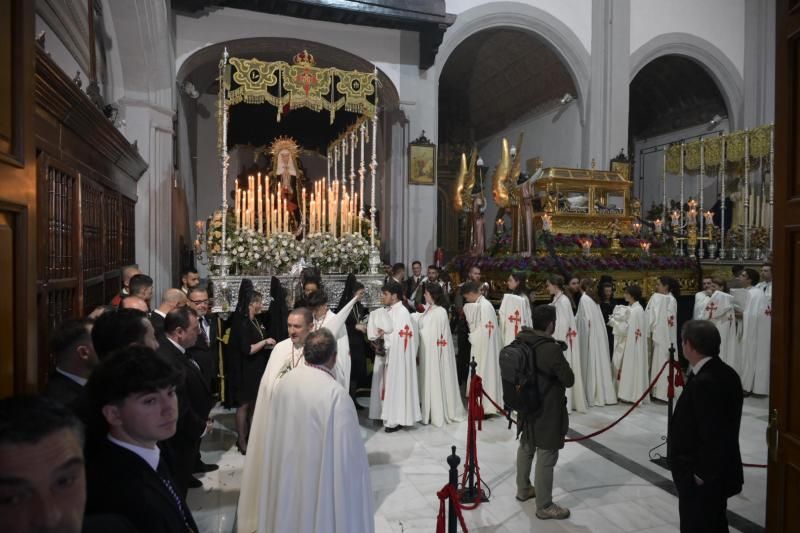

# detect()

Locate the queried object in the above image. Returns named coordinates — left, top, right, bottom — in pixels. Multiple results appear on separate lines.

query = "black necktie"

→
left=157, top=461, right=194, bottom=532
left=200, top=317, right=209, bottom=345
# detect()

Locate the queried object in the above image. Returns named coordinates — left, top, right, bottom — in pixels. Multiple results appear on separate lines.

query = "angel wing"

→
left=455, top=153, right=468, bottom=211
left=492, top=138, right=510, bottom=208
left=510, top=132, right=525, bottom=184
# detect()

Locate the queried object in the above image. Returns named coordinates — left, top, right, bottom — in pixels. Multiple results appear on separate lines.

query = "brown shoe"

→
left=515, top=486, right=536, bottom=502
left=536, top=503, right=570, bottom=520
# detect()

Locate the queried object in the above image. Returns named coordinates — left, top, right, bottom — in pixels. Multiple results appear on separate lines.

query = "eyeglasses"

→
left=189, top=298, right=210, bottom=304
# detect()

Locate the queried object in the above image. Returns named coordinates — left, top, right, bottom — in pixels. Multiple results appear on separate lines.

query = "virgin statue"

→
left=268, top=137, right=305, bottom=230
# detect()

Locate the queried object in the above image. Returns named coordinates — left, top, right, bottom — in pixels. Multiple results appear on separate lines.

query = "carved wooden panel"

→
left=83, top=279, right=104, bottom=316
left=0, top=211, right=15, bottom=396
left=47, top=286, right=75, bottom=332
left=81, top=178, right=103, bottom=279
left=46, top=164, right=76, bottom=280
left=121, top=195, right=136, bottom=265
left=104, top=191, right=120, bottom=269
left=0, top=0, right=12, bottom=157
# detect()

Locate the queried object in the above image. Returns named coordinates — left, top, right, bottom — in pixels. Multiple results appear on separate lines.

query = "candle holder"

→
left=640, top=241, right=651, bottom=255
left=654, top=218, right=663, bottom=235
left=541, top=213, right=552, bottom=233
left=580, top=238, right=592, bottom=256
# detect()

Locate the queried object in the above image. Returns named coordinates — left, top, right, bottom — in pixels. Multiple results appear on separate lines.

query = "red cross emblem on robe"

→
left=485, top=321, right=495, bottom=338
left=566, top=327, right=577, bottom=350
left=508, top=309, right=522, bottom=336
left=635, top=328, right=642, bottom=342
left=436, top=335, right=447, bottom=358
left=705, top=302, right=718, bottom=319
left=399, top=324, right=413, bottom=352
left=765, top=306, right=772, bottom=317
left=667, top=315, right=675, bottom=327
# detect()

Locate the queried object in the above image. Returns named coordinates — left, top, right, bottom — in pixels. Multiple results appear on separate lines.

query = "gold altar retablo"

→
left=533, top=166, right=636, bottom=235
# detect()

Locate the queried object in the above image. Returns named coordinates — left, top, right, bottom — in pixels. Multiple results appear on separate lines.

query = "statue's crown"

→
left=293, top=50, right=316, bottom=67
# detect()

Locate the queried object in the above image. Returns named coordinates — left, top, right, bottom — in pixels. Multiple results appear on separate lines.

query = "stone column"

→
left=743, top=0, right=775, bottom=128
left=583, top=0, right=631, bottom=169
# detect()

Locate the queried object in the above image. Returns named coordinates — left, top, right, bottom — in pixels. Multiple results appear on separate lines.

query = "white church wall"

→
left=444, top=0, right=592, bottom=53
left=632, top=118, right=731, bottom=219
left=475, top=101, right=583, bottom=238
left=630, top=0, right=745, bottom=78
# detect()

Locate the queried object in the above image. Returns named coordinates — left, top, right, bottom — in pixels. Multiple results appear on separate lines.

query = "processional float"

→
left=199, top=48, right=386, bottom=311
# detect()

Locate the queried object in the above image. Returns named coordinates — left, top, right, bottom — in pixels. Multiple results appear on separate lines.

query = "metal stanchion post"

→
left=447, top=446, right=460, bottom=533
left=649, top=343, right=677, bottom=469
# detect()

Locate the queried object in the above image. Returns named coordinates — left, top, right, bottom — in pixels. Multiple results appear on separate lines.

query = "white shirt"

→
left=690, top=356, right=712, bottom=376
left=166, top=336, right=186, bottom=354
left=107, top=434, right=160, bottom=471
left=55, top=367, right=87, bottom=386
left=152, top=309, right=167, bottom=319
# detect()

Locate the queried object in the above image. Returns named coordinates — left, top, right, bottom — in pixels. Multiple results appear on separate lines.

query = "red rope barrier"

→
left=436, top=484, right=469, bottom=533
left=458, top=373, right=486, bottom=510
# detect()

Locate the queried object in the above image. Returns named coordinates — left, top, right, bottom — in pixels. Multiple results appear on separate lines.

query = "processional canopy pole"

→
left=219, top=46, right=230, bottom=275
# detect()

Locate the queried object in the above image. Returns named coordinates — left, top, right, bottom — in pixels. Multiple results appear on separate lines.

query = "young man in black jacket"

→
left=515, top=305, right=575, bottom=520
left=85, top=345, right=198, bottom=533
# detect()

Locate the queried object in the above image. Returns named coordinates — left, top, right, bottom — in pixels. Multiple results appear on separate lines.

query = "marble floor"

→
left=188, top=395, right=768, bottom=533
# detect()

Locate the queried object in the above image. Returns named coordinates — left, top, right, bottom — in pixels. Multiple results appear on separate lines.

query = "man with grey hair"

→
left=247, top=328, right=374, bottom=533
left=238, top=307, right=315, bottom=532
left=150, top=288, right=187, bottom=337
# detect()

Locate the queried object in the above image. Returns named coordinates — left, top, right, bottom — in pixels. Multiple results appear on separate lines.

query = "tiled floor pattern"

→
left=188, top=396, right=768, bottom=533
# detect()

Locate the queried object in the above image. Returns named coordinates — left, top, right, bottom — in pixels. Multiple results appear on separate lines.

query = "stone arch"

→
left=435, top=1, right=591, bottom=125
left=630, top=32, right=744, bottom=130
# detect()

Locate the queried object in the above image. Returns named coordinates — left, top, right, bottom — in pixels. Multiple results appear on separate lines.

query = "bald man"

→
left=110, top=266, right=142, bottom=307
left=150, top=288, right=187, bottom=337
left=120, top=295, right=150, bottom=313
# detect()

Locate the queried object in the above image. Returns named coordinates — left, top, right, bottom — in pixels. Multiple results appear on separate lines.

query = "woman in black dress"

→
left=338, top=275, right=371, bottom=398
left=227, top=287, right=275, bottom=453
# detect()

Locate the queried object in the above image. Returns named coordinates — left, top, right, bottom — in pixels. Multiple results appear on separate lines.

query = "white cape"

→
left=612, top=302, right=649, bottom=403
left=254, top=363, right=374, bottom=533
left=740, top=285, right=771, bottom=394
left=646, top=293, right=679, bottom=402
left=464, top=295, right=504, bottom=411
left=412, top=305, right=466, bottom=426
left=576, top=295, right=617, bottom=406
left=367, top=307, right=392, bottom=420
left=693, top=291, right=711, bottom=320
left=313, top=295, right=359, bottom=391
left=498, top=293, right=532, bottom=347
left=381, top=301, right=421, bottom=427
left=237, top=338, right=300, bottom=533
left=551, top=292, right=588, bottom=412
left=703, top=290, right=740, bottom=375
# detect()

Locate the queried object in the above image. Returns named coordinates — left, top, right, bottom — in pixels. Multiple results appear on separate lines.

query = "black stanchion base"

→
left=649, top=457, right=670, bottom=470
left=459, top=486, right=490, bottom=503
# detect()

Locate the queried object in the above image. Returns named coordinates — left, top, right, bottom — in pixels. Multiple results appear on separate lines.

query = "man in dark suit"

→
left=91, top=308, right=160, bottom=360
left=157, top=306, right=215, bottom=493
left=405, top=260, right=423, bottom=298
left=85, top=345, right=197, bottom=533
left=43, top=318, right=96, bottom=419
left=150, top=288, right=187, bottom=338
left=669, top=319, right=744, bottom=533
left=186, top=286, right=218, bottom=390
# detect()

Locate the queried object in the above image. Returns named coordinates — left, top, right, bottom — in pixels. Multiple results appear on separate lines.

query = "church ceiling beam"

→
left=172, top=0, right=454, bottom=69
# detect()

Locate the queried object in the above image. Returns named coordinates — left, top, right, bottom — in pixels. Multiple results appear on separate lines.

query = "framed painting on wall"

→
left=409, top=131, right=436, bottom=185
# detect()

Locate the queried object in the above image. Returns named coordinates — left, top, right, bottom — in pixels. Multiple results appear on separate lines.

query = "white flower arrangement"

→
left=266, top=232, right=303, bottom=273
left=304, top=232, right=341, bottom=273
left=226, top=227, right=269, bottom=274
left=338, top=233, right=371, bottom=273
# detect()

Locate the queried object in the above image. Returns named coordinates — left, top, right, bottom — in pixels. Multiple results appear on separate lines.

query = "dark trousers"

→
left=456, top=322, right=471, bottom=385
left=672, top=470, right=729, bottom=533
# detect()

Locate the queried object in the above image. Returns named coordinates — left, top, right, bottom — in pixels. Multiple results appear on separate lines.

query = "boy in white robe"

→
left=693, top=277, right=713, bottom=319
left=647, top=277, right=679, bottom=402
left=739, top=268, right=771, bottom=394
left=703, top=279, right=740, bottom=375
left=462, top=281, right=504, bottom=412
left=498, top=273, right=532, bottom=347
left=576, top=279, right=617, bottom=406
left=412, top=282, right=466, bottom=426
left=255, top=329, right=374, bottom=533
left=614, top=285, right=649, bottom=403
left=307, top=289, right=361, bottom=391
left=545, top=275, right=588, bottom=412
left=378, top=280, right=421, bottom=432
left=608, top=304, right=630, bottom=378
left=367, top=307, right=393, bottom=421
left=237, top=307, right=313, bottom=533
